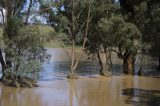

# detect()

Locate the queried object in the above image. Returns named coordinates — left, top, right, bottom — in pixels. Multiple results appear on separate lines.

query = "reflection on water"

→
left=0, top=48, right=160, bottom=106
left=0, top=76, right=160, bottom=106
left=39, top=61, right=100, bottom=81
left=122, top=88, right=160, bottom=106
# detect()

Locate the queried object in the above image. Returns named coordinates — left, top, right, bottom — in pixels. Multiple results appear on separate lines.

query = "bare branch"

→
left=73, top=0, right=93, bottom=70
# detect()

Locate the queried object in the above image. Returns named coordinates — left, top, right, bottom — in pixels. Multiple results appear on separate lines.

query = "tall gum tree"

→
left=0, top=0, right=6, bottom=79
left=85, top=0, right=117, bottom=76
left=87, top=14, right=141, bottom=75
left=39, top=0, right=94, bottom=78
left=119, top=0, right=160, bottom=71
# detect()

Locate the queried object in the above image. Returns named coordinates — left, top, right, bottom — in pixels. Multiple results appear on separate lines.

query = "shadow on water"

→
left=39, top=61, right=100, bottom=81
left=0, top=60, right=123, bottom=81
left=39, top=60, right=124, bottom=81
left=122, top=88, right=160, bottom=106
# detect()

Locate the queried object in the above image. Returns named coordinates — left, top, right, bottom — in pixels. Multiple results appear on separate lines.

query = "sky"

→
left=0, top=0, right=120, bottom=24
left=0, top=0, right=46, bottom=24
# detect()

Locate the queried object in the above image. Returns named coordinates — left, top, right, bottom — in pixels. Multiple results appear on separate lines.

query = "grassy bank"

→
left=44, top=40, right=81, bottom=49
left=0, top=25, right=81, bottom=49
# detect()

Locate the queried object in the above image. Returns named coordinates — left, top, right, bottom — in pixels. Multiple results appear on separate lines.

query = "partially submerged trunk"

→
left=123, top=52, right=135, bottom=75
left=67, top=40, right=78, bottom=79
left=67, top=0, right=91, bottom=79
left=97, top=52, right=111, bottom=76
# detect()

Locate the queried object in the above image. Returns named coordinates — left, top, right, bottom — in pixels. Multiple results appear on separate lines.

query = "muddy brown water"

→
left=0, top=48, right=160, bottom=106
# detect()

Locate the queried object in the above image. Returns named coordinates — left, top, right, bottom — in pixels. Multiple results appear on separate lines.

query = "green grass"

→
left=44, top=40, right=81, bottom=49
left=0, top=26, right=81, bottom=49
left=44, top=40, right=61, bottom=48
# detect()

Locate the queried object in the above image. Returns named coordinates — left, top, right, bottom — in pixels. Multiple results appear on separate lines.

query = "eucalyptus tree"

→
left=112, top=17, right=141, bottom=74
left=87, top=14, right=141, bottom=75
left=84, top=0, right=118, bottom=76
left=0, top=0, right=51, bottom=87
left=0, top=0, right=6, bottom=79
left=0, top=0, right=25, bottom=83
left=86, top=0, right=141, bottom=75
left=39, top=0, right=94, bottom=78
left=85, top=0, right=143, bottom=75
left=120, top=0, right=160, bottom=71
left=147, top=1, right=160, bottom=70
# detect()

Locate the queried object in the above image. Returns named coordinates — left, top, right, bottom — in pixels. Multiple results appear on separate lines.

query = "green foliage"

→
left=40, top=0, right=96, bottom=45
left=113, top=16, right=141, bottom=52
left=121, top=0, right=160, bottom=55
left=5, top=25, right=50, bottom=62
left=84, top=0, right=117, bottom=54
left=3, top=25, right=52, bottom=87
left=87, top=14, right=141, bottom=56
left=4, top=60, right=41, bottom=82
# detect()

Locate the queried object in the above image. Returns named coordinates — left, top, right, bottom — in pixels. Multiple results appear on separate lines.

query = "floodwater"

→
left=0, top=48, right=160, bottom=106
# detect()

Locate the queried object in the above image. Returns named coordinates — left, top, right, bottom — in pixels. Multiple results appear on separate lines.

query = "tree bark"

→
left=97, top=52, right=111, bottom=76
left=67, top=39, right=78, bottom=79
left=0, top=49, right=6, bottom=80
left=67, top=0, right=92, bottom=79
left=97, top=52, right=103, bottom=74
left=71, top=40, right=75, bottom=74
left=123, top=52, right=135, bottom=75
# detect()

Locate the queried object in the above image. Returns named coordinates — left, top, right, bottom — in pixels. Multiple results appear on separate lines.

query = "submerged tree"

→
left=40, top=0, right=94, bottom=78
left=2, top=26, right=50, bottom=87
left=0, top=0, right=6, bottom=80
left=0, top=0, right=52, bottom=87
left=84, top=0, right=117, bottom=76
left=116, top=21, right=141, bottom=74
left=87, top=14, right=141, bottom=75
left=85, top=0, right=141, bottom=75
left=120, top=0, right=160, bottom=71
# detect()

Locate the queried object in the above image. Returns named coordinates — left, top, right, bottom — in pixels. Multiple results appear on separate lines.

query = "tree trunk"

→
left=67, top=40, right=77, bottom=79
left=123, top=52, right=135, bottom=75
left=0, top=49, right=6, bottom=80
left=97, top=52, right=111, bottom=76
left=158, top=55, right=160, bottom=71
